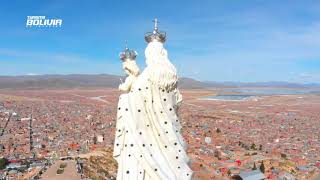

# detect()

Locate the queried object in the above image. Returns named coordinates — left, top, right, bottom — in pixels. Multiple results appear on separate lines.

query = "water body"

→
left=205, top=88, right=320, bottom=101
left=206, top=94, right=253, bottom=101
left=227, top=88, right=320, bottom=95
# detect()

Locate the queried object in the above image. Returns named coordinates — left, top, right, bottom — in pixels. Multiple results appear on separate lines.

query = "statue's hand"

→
left=119, top=83, right=129, bottom=92
left=175, top=89, right=183, bottom=108
left=124, top=69, right=130, bottom=75
left=119, top=76, right=136, bottom=92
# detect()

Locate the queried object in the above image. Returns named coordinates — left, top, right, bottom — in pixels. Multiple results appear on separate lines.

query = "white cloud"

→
left=25, top=73, right=40, bottom=76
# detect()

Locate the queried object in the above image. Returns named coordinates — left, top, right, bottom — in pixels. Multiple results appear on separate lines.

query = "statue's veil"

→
left=114, top=20, right=193, bottom=180
left=145, top=41, right=178, bottom=91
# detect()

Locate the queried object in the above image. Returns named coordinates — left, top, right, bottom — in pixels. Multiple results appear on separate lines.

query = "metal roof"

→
left=239, top=170, right=265, bottom=180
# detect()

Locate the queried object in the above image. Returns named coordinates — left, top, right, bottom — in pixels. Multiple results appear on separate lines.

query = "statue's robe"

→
left=113, top=67, right=193, bottom=180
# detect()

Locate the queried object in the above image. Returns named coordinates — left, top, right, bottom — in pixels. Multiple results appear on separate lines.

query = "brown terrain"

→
left=0, top=87, right=319, bottom=179
left=41, top=160, right=80, bottom=180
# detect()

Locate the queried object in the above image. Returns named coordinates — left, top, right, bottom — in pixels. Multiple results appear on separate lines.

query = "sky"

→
left=0, top=0, right=320, bottom=83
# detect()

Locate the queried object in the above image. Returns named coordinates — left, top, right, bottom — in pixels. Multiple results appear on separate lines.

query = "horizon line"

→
left=0, top=73, right=319, bottom=85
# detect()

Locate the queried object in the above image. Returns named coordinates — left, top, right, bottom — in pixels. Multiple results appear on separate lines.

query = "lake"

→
left=205, top=88, right=320, bottom=101
left=206, top=94, right=254, bottom=101
left=226, top=88, right=320, bottom=95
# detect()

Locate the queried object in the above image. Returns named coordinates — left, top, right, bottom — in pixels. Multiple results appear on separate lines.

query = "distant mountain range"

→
left=0, top=74, right=318, bottom=89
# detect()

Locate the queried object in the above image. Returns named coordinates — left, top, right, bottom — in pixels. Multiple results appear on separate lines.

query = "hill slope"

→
left=0, top=74, right=214, bottom=89
left=0, top=74, right=318, bottom=89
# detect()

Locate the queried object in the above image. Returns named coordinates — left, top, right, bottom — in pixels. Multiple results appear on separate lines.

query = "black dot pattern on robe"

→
left=115, top=80, right=192, bottom=178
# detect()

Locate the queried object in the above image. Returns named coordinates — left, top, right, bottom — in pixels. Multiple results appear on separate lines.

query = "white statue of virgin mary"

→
left=113, top=19, right=193, bottom=180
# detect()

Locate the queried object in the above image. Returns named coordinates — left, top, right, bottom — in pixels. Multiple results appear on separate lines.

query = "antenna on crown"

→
left=125, top=40, right=128, bottom=50
left=153, top=18, right=158, bottom=33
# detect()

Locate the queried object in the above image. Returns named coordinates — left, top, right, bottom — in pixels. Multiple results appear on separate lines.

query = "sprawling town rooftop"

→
left=0, top=88, right=319, bottom=179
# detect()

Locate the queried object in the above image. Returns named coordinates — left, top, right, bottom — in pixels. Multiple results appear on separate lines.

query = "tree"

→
left=214, top=150, right=220, bottom=159
left=251, top=143, right=256, bottom=150
left=0, top=158, right=8, bottom=170
left=259, top=144, right=263, bottom=151
left=216, top=128, right=221, bottom=133
left=227, top=169, right=231, bottom=176
left=93, top=136, right=98, bottom=144
left=260, top=161, right=265, bottom=173
left=252, top=162, right=257, bottom=170
left=60, top=163, right=67, bottom=169
left=57, top=168, right=64, bottom=174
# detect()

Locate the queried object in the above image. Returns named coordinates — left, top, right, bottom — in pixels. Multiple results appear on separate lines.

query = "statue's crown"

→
left=144, top=18, right=166, bottom=43
left=119, top=43, right=138, bottom=61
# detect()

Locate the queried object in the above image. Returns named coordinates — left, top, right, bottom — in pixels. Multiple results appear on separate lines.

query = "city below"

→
left=0, top=76, right=319, bottom=179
